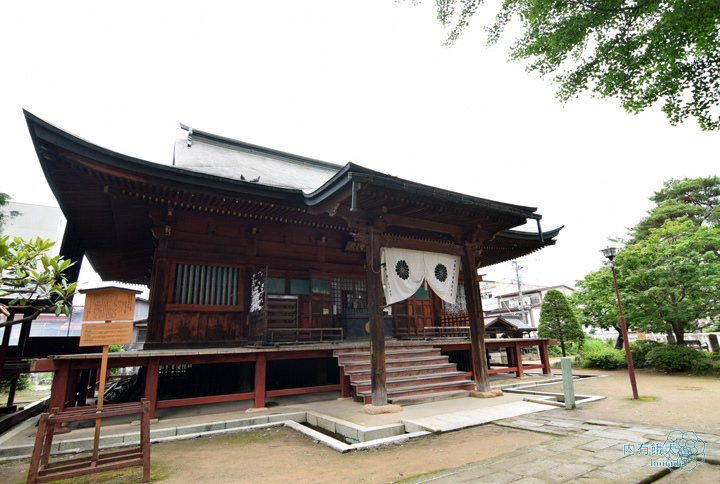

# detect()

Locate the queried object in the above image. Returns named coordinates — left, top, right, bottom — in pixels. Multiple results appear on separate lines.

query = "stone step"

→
left=351, top=372, right=468, bottom=393
left=358, top=380, right=476, bottom=405
left=338, top=356, right=450, bottom=372
left=335, top=348, right=442, bottom=362
left=345, top=363, right=457, bottom=382
left=333, top=345, right=430, bottom=355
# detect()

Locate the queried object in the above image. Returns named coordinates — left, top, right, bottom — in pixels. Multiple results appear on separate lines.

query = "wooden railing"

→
left=267, top=328, right=343, bottom=344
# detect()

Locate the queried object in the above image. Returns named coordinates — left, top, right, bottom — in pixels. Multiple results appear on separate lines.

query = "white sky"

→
left=2, top=1, right=718, bottom=290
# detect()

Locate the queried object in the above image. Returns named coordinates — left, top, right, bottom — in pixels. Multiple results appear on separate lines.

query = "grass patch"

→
left=626, top=396, right=657, bottom=402
left=11, top=462, right=170, bottom=484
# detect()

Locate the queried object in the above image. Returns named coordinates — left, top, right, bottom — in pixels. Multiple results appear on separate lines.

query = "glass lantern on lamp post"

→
left=601, top=247, right=639, bottom=400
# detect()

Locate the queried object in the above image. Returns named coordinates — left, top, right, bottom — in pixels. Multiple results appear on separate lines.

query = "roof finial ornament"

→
left=180, top=123, right=193, bottom=147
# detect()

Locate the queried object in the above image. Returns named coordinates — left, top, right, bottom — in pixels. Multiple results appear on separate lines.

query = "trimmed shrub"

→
left=630, top=340, right=664, bottom=368
left=646, top=344, right=703, bottom=372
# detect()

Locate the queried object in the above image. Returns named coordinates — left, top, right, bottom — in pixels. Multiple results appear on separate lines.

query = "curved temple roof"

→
left=24, top=111, right=561, bottom=283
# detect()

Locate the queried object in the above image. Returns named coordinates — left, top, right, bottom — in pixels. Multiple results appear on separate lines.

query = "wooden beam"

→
left=380, top=212, right=462, bottom=238
left=366, top=227, right=387, bottom=406
left=461, top=244, right=490, bottom=392
left=379, top=235, right=464, bottom=256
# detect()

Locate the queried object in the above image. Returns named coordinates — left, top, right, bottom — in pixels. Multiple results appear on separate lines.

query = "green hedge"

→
left=645, top=344, right=704, bottom=372
left=575, top=338, right=719, bottom=374
left=630, top=340, right=664, bottom=368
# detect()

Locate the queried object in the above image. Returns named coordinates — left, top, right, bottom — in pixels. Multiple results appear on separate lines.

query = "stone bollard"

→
left=561, top=357, right=575, bottom=410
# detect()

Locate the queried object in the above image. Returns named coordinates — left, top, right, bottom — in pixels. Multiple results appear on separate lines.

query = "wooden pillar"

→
left=144, top=359, right=160, bottom=419
left=48, top=362, right=70, bottom=412
left=513, top=342, right=524, bottom=377
left=146, top=256, right=170, bottom=345
left=6, top=374, right=19, bottom=407
left=539, top=341, right=552, bottom=375
left=66, top=369, right=79, bottom=407
left=0, top=322, right=11, bottom=396
left=254, top=353, right=267, bottom=408
left=461, top=244, right=490, bottom=392
left=87, top=368, right=99, bottom=399
left=339, top=366, right=351, bottom=399
left=366, top=227, right=387, bottom=406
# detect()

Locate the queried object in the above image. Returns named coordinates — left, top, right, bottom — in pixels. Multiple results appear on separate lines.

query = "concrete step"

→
left=345, top=363, right=457, bottom=382
left=352, top=372, right=468, bottom=393
left=358, top=380, right=476, bottom=405
left=389, top=389, right=471, bottom=406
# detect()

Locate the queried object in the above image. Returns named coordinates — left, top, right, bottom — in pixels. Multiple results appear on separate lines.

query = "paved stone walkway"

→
left=402, top=409, right=720, bottom=483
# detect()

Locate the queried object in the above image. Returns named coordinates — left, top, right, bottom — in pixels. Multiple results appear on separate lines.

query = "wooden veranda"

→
left=31, top=337, right=555, bottom=419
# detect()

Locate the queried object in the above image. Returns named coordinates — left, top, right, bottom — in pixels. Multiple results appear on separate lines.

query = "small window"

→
left=266, top=277, right=286, bottom=294
left=312, top=279, right=330, bottom=295
left=290, top=279, right=310, bottom=295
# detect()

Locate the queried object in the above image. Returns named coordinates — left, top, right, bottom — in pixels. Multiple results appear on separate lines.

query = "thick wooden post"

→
left=254, top=353, right=267, bottom=408
left=513, top=341, right=524, bottom=377
left=366, top=227, right=387, bottom=406
left=339, top=366, right=351, bottom=398
left=461, top=245, right=490, bottom=392
left=539, top=341, right=552, bottom=375
left=48, top=362, right=70, bottom=412
left=144, top=359, right=160, bottom=419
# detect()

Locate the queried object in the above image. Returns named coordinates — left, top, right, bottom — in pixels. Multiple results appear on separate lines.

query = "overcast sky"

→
left=2, top=1, right=718, bottom=290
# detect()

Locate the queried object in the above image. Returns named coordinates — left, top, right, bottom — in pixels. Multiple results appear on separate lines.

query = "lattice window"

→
left=172, top=264, right=239, bottom=305
left=331, top=278, right=367, bottom=315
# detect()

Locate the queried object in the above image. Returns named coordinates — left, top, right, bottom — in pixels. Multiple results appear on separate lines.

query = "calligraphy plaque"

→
left=82, top=287, right=140, bottom=322
left=79, top=322, right=133, bottom=346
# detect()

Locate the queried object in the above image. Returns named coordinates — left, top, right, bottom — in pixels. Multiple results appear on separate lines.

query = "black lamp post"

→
left=601, top=247, right=639, bottom=400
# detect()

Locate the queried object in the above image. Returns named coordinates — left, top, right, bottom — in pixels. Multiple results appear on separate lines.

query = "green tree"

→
left=538, top=289, right=584, bottom=356
left=1, top=236, right=77, bottom=327
left=618, top=219, right=720, bottom=345
left=0, top=192, right=20, bottom=234
left=630, top=176, right=720, bottom=242
left=569, top=268, right=625, bottom=350
left=434, top=1, right=720, bottom=130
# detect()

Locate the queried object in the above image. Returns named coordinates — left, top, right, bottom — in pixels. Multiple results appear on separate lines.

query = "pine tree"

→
left=538, top=289, right=584, bottom=357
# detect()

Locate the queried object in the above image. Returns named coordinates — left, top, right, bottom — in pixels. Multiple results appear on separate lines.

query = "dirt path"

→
left=2, top=425, right=549, bottom=484
left=541, top=367, right=720, bottom=434
left=2, top=369, right=718, bottom=483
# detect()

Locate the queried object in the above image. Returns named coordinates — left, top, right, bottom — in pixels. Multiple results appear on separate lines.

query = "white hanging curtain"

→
left=381, top=248, right=425, bottom=305
left=381, top=248, right=460, bottom=306
left=423, top=251, right=460, bottom=305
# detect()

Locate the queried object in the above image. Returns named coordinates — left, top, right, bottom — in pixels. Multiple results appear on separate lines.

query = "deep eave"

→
left=24, top=111, right=561, bottom=282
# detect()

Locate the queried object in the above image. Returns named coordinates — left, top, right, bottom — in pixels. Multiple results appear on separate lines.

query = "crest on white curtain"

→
left=381, top=248, right=460, bottom=306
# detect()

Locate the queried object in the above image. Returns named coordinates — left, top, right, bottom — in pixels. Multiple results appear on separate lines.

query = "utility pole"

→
left=512, top=261, right=528, bottom=326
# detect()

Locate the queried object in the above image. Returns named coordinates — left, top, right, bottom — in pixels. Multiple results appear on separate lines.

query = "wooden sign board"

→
left=82, top=287, right=140, bottom=322
left=80, top=322, right=134, bottom=346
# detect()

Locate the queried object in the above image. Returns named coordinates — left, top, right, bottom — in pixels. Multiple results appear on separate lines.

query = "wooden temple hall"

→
left=24, top=111, right=562, bottom=416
